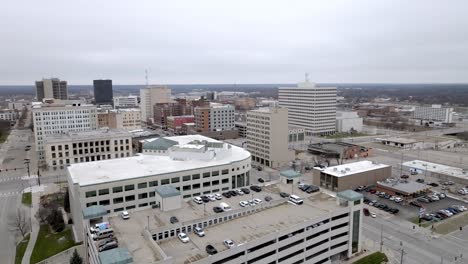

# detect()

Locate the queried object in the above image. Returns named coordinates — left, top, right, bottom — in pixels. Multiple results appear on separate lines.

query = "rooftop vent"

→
left=345, top=168, right=351, bottom=171
left=333, top=168, right=338, bottom=171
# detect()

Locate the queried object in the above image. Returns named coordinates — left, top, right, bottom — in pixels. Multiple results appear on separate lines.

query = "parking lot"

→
left=362, top=191, right=467, bottom=223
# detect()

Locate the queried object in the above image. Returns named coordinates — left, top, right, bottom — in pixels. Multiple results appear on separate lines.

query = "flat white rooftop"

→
left=320, top=160, right=390, bottom=177
left=403, top=160, right=468, bottom=179
left=44, top=128, right=131, bottom=144
left=68, top=135, right=250, bottom=186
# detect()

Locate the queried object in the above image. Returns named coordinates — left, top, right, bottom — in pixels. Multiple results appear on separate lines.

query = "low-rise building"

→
left=313, top=160, right=391, bottom=192
left=44, top=129, right=132, bottom=170
left=235, top=121, right=247, bottom=137
left=376, top=178, right=430, bottom=198
left=67, top=135, right=251, bottom=241
left=413, top=104, right=453, bottom=123
left=378, top=135, right=459, bottom=150
left=166, top=115, right=194, bottom=134
left=403, top=160, right=468, bottom=185
left=308, top=142, right=372, bottom=160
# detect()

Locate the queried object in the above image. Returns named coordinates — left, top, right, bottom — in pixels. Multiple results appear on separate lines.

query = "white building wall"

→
left=413, top=105, right=453, bottom=122
left=113, top=95, right=139, bottom=108
left=209, top=104, right=235, bottom=131
left=116, top=109, right=141, bottom=130
left=278, top=81, right=337, bottom=135
left=0, top=110, right=19, bottom=121
left=336, top=111, right=363, bottom=133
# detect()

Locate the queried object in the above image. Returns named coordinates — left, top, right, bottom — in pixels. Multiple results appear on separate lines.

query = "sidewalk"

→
left=21, top=190, right=41, bottom=264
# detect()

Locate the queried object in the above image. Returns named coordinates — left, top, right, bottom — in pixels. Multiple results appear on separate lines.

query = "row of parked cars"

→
left=415, top=191, right=446, bottom=204
left=374, top=191, right=403, bottom=203
left=193, top=186, right=263, bottom=204
left=363, top=198, right=400, bottom=214
left=298, top=183, right=320, bottom=193
left=89, top=222, right=119, bottom=252
left=420, top=205, right=467, bottom=222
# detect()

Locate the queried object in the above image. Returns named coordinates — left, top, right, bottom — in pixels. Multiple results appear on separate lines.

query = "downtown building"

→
left=278, top=81, right=337, bottom=136
left=153, top=99, right=193, bottom=129
left=93, top=79, right=113, bottom=106
left=413, top=104, right=453, bottom=123
left=97, top=108, right=141, bottom=131
left=35, top=78, right=68, bottom=101
left=113, top=95, right=139, bottom=108
left=246, top=107, right=294, bottom=168
left=32, top=100, right=98, bottom=163
left=140, top=85, right=172, bottom=125
left=194, top=103, right=235, bottom=132
left=44, top=129, right=132, bottom=170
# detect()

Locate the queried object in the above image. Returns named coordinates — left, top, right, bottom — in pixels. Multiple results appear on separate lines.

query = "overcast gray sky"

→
left=1, top=0, right=468, bottom=85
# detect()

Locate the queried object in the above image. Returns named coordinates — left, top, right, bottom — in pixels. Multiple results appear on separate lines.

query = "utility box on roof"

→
left=155, top=186, right=181, bottom=212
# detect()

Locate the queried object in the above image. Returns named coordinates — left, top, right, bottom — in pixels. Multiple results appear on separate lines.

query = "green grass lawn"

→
left=353, top=252, right=388, bottom=264
left=30, top=225, right=79, bottom=264
left=22, top=192, right=32, bottom=206
left=0, top=130, right=10, bottom=143
left=15, top=233, right=30, bottom=264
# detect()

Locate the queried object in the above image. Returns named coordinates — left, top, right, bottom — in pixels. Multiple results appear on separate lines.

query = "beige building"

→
left=313, top=160, right=391, bottom=192
left=97, top=108, right=141, bottom=131
left=246, top=107, right=294, bottom=168
left=140, top=85, right=171, bottom=124
left=44, top=129, right=132, bottom=170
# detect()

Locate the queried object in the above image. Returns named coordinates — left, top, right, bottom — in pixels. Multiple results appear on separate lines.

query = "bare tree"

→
left=13, top=209, right=29, bottom=237
left=36, top=207, right=50, bottom=223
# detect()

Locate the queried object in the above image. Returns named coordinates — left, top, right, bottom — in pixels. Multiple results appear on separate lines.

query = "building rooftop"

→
left=108, top=183, right=343, bottom=264
left=155, top=186, right=181, bottom=198
left=142, top=137, right=178, bottom=151
left=380, top=135, right=458, bottom=144
left=320, top=160, right=390, bottom=177
left=280, top=169, right=301, bottom=179
left=68, top=135, right=251, bottom=186
left=337, top=190, right=363, bottom=201
left=403, top=160, right=468, bottom=179
left=44, top=129, right=131, bottom=144
left=377, top=179, right=430, bottom=195
left=99, top=248, right=133, bottom=264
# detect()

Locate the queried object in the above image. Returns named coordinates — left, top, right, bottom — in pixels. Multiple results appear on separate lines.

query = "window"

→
left=203, top=182, right=211, bottom=187
left=183, top=175, right=191, bottom=181
left=113, top=186, right=123, bottom=193
left=138, top=182, right=147, bottom=189
left=171, top=177, right=180, bottom=183
left=183, top=185, right=191, bottom=191
left=86, top=202, right=97, bottom=207
left=139, top=203, right=148, bottom=207
left=149, top=180, right=158, bottom=187
left=98, top=189, right=109, bottom=196
left=138, top=193, right=148, bottom=199
left=212, top=171, right=219, bottom=176
left=161, top=179, right=170, bottom=185
left=212, top=180, right=219, bottom=186
left=125, top=184, right=135, bottom=191
left=113, top=197, right=124, bottom=204
left=149, top=191, right=156, bottom=197
left=193, top=183, right=200, bottom=189
left=99, top=200, right=110, bottom=206
left=85, top=191, right=96, bottom=198
left=203, top=172, right=210, bottom=178
left=192, top=174, right=200, bottom=180
left=222, top=178, right=229, bottom=184
left=114, top=207, right=124, bottom=212
left=125, top=195, right=135, bottom=202
left=126, top=205, right=135, bottom=210
left=222, top=169, right=229, bottom=175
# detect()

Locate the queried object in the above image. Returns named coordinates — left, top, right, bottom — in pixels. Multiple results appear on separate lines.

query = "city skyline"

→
left=2, top=0, right=468, bottom=85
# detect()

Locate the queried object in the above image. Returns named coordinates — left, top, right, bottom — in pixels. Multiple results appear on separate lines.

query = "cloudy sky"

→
left=1, top=0, right=468, bottom=85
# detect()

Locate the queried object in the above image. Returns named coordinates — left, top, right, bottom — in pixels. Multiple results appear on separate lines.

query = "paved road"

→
left=363, top=213, right=467, bottom=264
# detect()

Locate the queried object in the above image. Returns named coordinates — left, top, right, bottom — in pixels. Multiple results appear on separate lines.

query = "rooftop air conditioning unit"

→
left=345, top=168, right=351, bottom=171
left=333, top=168, right=338, bottom=171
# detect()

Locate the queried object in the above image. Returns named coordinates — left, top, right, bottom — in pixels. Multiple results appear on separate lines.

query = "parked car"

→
left=378, top=192, right=386, bottom=198
left=236, top=189, right=245, bottom=196
left=416, top=179, right=424, bottom=183
left=222, top=192, right=232, bottom=198
left=363, top=208, right=370, bottom=216
left=394, top=197, right=403, bottom=203
left=229, top=190, right=238, bottom=196
left=417, top=197, right=430, bottom=203
left=250, top=185, right=262, bottom=192
left=258, top=178, right=265, bottom=183
left=99, top=241, right=118, bottom=252
left=370, top=212, right=377, bottom=218
left=410, top=201, right=422, bottom=207
left=370, top=189, right=377, bottom=194
left=428, top=183, right=439, bottom=187
left=213, top=206, right=224, bottom=213
left=170, top=216, right=179, bottom=224
left=289, top=195, right=303, bottom=205
left=194, top=227, right=205, bottom=237
left=193, top=197, right=203, bottom=204
left=389, top=196, right=395, bottom=201
left=201, top=196, right=210, bottom=203
left=214, top=193, right=222, bottom=200
left=384, top=194, right=391, bottom=199
left=177, top=232, right=190, bottom=243
left=206, top=245, right=218, bottom=255
left=207, top=194, right=216, bottom=201
left=223, top=239, right=235, bottom=248
left=241, top=188, right=250, bottom=194
left=280, top=192, right=290, bottom=198
left=257, top=166, right=263, bottom=171
left=239, top=201, right=249, bottom=207
left=305, top=185, right=320, bottom=193
left=264, top=196, right=273, bottom=202
left=121, top=211, right=130, bottom=220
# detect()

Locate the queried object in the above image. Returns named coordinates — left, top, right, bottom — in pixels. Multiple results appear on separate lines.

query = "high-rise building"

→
left=32, top=100, right=98, bottom=162
left=140, top=85, right=172, bottom=124
left=93, top=79, right=113, bottom=105
left=246, top=107, right=294, bottom=168
left=278, top=80, right=337, bottom=135
left=35, top=78, right=68, bottom=101
left=413, top=104, right=453, bottom=123
left=113, top=95, right=139, bottom=108
left=194, top=103, right=235, bottom=132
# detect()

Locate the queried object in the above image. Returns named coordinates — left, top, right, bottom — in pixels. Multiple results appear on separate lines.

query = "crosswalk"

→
left=0, top=176, right=22, bottom=182
left=0, top=191, right=21, bottom=197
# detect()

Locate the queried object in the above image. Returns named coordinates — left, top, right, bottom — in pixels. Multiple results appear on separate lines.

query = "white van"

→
left=219, top=202, right=232, bottom=211
left=193, top=197, right=203, bottom=204
left=289, top=195, right=303, bottom=205
left=92, top=228, right=114, bottom=240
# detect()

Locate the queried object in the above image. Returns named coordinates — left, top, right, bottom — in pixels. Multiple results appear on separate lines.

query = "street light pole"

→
left=380, top=224, right=383, bottom=252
